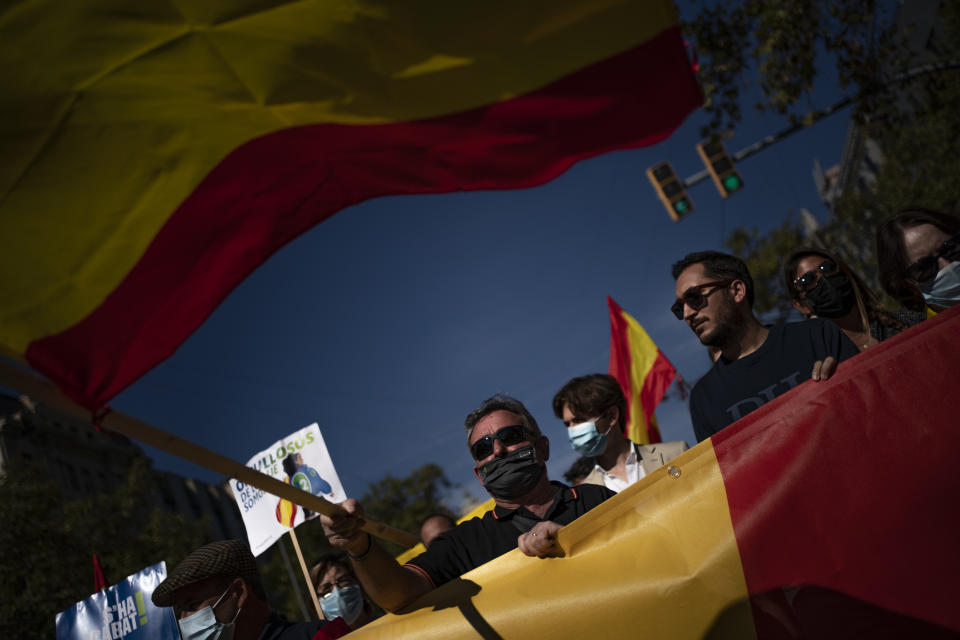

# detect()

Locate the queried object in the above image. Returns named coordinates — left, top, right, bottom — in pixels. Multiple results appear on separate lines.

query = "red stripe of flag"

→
left=714, top=305, right=960, bottom=636
left=28, top=27, right=701, bottom=409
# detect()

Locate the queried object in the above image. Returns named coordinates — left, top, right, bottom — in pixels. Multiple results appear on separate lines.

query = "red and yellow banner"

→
left=607, top=296, right=676, bottom=444
left=351, top=307, right=960, bottom=638
left=0, top=1, right=701, bottom=409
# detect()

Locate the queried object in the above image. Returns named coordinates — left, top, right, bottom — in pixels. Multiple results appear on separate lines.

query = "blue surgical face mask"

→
left=919, top=261, right=960, bottom=309
left=320, top=584, right=365, bottom=625
left=178, top=585, right=239, bottom=640
left=567, top=419, right=611, bottom=457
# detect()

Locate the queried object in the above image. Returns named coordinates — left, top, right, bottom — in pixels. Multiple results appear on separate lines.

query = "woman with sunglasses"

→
left=783, top=248, right=923, bottom=351
left=876, top=207, right=960, bottom=313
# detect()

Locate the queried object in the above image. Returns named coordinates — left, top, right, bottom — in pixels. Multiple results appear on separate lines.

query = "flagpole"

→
left=278, top=535, right=311, bottom=621
left=0, top=360, right=419, bottom=549
left=287, top=529, right=324, bottom=620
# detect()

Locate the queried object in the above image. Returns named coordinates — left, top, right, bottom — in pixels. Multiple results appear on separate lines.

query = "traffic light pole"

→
left=681, top=60, right=960, bottom=188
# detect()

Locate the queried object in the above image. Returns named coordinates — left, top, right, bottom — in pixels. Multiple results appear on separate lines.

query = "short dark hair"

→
left=464, top=394, right=541, bottom=447
left=876, top=207, right=960, bottom=311
left=671, top=250, right=755, bottom=307
left=309, top=552, right=354, bottom=593
left=552, top=374, right=627, bottom=432
left=563, top=456, right=596, bottom=484
left=282, top=453, right=299, bottom=478
left=420, top=513, right=456, bottom=529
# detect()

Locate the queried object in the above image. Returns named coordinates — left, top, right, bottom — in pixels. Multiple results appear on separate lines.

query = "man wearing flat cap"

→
left=153, top=539, right=348, bottom=640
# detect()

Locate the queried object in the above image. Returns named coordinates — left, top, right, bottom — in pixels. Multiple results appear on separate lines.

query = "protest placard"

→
left=55, top=562, right=177, bottom=640
left=231, top=423, right=347, bottom=556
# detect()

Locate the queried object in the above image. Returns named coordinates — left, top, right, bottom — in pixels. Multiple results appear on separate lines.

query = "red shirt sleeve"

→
left=312, top=617, right=351, bottom=639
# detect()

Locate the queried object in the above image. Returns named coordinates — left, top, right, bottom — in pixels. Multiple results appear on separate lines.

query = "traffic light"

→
left=646, top=161, right=693, bottom=221
left=696, top=139, right=743, bottom=197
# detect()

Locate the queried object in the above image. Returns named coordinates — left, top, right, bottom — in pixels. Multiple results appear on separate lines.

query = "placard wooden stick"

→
left=0, top=360, right=419, bottom=548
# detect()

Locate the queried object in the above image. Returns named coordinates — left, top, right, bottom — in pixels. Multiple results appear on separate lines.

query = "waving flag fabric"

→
left=347, top=306, right=960, bottom=639
left=607, top=296, right=676, bottom=444
left=0, top=0, right=701, bottom=409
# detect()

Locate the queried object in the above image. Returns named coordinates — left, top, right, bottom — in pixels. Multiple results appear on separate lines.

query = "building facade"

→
left=0, top=392, right=246, bottom=541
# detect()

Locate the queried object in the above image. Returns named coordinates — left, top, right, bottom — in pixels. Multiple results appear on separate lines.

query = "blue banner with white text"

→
left=55, top=562, right=179, bottom=640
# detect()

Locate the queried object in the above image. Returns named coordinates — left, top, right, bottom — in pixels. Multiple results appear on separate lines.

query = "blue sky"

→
left=112, top=102, right=853, bottom=511
left=107, top=19, right=860, bottom=513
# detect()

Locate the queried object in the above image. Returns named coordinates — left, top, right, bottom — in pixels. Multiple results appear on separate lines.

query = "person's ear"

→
left=536, top=434, right=550, bottom=463
left=608, top=405, right=621, bottom=433
left=234, top=578, right=249, bottom=609
left=792, top=298, right=813, bottom=318
left=729, top=280, right=748, bottom=304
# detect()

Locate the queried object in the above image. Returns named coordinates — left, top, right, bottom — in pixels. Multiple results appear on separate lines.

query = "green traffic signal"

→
left=674, top=198, right=691, bottom=214
left=722, top=174, right=742, bottom=192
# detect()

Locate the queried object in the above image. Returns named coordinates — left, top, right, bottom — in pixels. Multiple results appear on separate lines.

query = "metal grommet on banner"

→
left=667, top=465, right=681, bottom=479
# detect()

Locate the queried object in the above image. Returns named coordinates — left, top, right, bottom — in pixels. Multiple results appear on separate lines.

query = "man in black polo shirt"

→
left=319, top=394, right=614, bottom=613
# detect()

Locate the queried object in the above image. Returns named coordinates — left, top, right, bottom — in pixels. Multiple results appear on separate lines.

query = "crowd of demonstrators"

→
left=673, top=206, right=958, bottom=444
left=318, top=394, right=614, bottom=613
left=782, top=247, right=924, bottom=350
left=152, top=539, right=349, bottom=640
left=877, top=207, right=960, bottom=313
left=671, top=251, right=859, bottom=443
left=418, top=513, right=456, bottom=549
left=157, top=206, right=957, bottom=633
left=552, top=374, right=687, bottom=492
left=310, top=553, right=378, bottom=630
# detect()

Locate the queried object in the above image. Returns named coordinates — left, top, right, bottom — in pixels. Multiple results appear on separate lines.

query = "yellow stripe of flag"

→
left=0, top=0, right=680, bottom=350
left=361, top=442, right=752, bottom=639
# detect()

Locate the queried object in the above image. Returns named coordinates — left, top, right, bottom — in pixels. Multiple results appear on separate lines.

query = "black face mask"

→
left=805, top=272, right=856, bottom=318
left=476, top=445, right=544, bottom=499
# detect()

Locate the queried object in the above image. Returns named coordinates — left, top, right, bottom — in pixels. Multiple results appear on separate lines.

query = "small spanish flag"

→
left=607, top=296, right=677, bottom=444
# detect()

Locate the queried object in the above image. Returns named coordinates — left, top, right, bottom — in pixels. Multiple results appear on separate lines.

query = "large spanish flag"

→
left=347, top=306, right=960, bottom=639
left=607, top=296, right=676, bottom=444
left=0, top=1, right=702, bottom=410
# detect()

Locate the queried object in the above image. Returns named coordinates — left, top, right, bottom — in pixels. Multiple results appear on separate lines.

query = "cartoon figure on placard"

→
left=282, top=452, right=334, bottom=519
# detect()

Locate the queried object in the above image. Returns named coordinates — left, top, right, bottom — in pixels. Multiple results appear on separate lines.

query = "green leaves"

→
left=0, top=459, right=208, bottom=640
left=720, top=2, right=960, bottom=313
left=359, top=463, right=455, bottom=557
left=684, top=0, right=893, bottom=137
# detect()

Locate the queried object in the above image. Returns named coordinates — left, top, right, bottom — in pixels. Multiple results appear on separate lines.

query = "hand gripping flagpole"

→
left=0, top=360, right=419, bottom=549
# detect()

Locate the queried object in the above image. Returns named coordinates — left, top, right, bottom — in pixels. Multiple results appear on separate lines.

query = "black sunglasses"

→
left=793, top=260, right=838, bottom=293
left=470, top=424, right=527, bottom=460
left=904, top=233, right=960, bottom=283
left=671, top=280, right=733, bottom=320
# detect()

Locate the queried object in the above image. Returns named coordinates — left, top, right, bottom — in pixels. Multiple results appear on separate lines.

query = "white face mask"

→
left=178, top=584, right=240, bottom=640
left=919, top=261, right=960, bottom=309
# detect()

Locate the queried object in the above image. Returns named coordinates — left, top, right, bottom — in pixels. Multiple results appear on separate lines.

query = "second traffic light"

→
left=696, top=139, right=743, bottom=198
left=646, top=162, right=693, bottom=221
